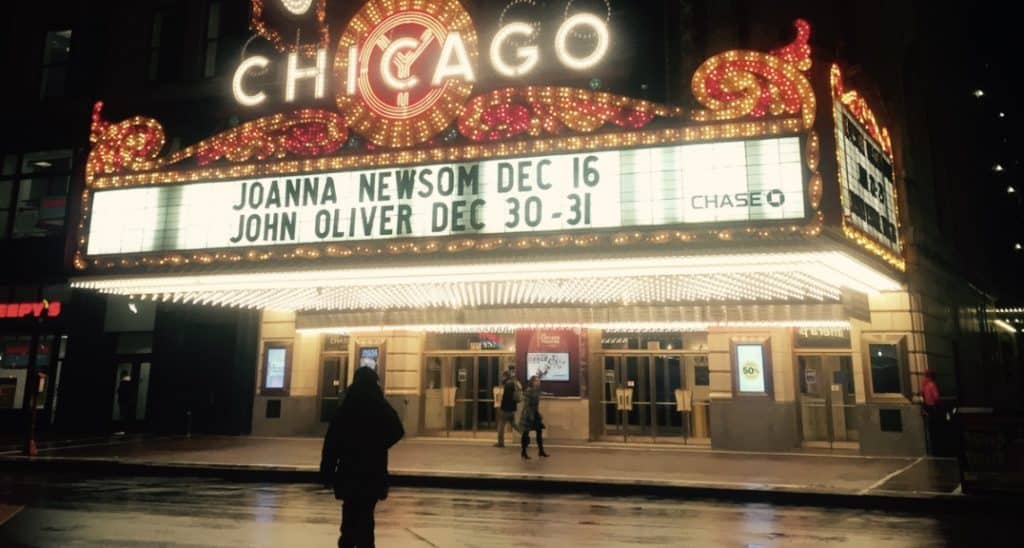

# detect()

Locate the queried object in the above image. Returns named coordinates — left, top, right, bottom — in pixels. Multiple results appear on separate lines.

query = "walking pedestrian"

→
left=519, top=375, right=549, bottom=459
left=495, top=365, right=522, bottom=448
left=321, top=366, right=405, bottom=548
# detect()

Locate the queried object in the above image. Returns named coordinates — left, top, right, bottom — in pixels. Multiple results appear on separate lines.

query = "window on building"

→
left=868, top=343, right=903, bottom=394
left=0, top=335, right=33, bottom=369
left=0, top=156, right=15, bottom=238
left=40, top=30, right=71, bottom=98
left=0, top=151, right=72, bottom=239
left=148, top=6, right=186, bottom=82
left=15, top=151, right=72, bottom=238
left=203, top=1, right=223, bottom=78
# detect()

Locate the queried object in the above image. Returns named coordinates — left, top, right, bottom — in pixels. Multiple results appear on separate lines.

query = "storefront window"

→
left=35, top=335, right=55, bottom=370
left=868, top=343, right=902, bottom=394
left=0, top=335, right=33, bottom=368
left=0, top=151, right=72, bottom=239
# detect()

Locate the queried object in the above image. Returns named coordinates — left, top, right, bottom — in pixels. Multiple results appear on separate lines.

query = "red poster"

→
left=515, top=329, right=580, bottom=397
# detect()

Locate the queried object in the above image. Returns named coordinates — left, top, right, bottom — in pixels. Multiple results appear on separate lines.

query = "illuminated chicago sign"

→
left=235, top=0, right=612, bottom=146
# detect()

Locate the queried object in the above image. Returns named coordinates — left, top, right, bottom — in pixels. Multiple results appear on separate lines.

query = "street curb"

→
left=2, top=454, right=1004, bottom=514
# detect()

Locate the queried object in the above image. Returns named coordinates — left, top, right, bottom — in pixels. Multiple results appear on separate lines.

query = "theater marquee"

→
left=86, top=138, right=804, bottom=255
left=75, top=3, right=903, bottom=274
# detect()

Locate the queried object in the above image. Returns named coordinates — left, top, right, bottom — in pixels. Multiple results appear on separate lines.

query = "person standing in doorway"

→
left=321, top=366, right=405, bottom=548
left=921, top=369, right=942, bottom=454
left=519, top=375, right=549, bottom=459
left=495, top=365, right=522, bottom=448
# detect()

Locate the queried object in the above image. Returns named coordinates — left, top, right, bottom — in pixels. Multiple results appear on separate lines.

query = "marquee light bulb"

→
left=232, top=56, right=270, bottom=107
left=555, top=13, right=610, bottom=71
left=280, top=0, right=314, bottom=15
left=491, top=22, right=540, bottom=77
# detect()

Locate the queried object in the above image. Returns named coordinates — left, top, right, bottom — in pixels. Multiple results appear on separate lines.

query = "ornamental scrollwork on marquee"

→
left=86, top=104, right=349, bottom=185
left=830, top=63, right=893, bottom=157
left=691, top=19, right=816, bottom=130
left=458, top=87, right=682, bottom=142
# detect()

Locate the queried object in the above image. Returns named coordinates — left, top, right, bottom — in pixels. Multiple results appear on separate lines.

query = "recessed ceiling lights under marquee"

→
left=299, top=321, right=854, bottom=335
left=71, top=251, right=901, bottom=312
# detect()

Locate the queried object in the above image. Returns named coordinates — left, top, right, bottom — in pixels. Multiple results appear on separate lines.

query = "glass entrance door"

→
left=319, top=355, right=348, bottom=421
left=600, top=352, right=694, bottom=442
left=111, top=357, right=152, bottom=431
left=422, top=352, right=513, bottom=437
left=798, top=355, right=858, bottom=448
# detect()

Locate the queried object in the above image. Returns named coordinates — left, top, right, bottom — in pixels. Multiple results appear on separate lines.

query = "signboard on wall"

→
left=0, top=301, right=62, bottom=319
left=735, top=343, right=766, bottom=393
left=85, top=137, right=805, bottom=256
left=516, top=329, right=579, bottom=396
left=794, top=327, right=852, bottom=348
left=834, top=102, right=900, bottom=254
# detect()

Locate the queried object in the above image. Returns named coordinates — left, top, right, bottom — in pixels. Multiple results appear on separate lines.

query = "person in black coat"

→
left=321, top=366, right=404, bottom=548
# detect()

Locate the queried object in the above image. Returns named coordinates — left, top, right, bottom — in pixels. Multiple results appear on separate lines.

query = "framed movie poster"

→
left=260, top=342, right=292, bottom=395
left=355, top=341, right=386, bottom=387
left=730, top=338, right=773, bottom=397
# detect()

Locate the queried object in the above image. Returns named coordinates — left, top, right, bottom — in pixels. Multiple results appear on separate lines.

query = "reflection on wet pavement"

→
left=0, top=473, right=1008, bottom=547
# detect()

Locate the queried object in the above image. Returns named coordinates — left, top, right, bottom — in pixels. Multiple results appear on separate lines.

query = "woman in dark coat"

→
left=321, top=367, right=404, bottom=548
left=519, top=375, right=549, bottom=459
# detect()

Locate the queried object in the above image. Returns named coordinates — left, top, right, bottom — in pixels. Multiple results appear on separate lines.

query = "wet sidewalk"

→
left=0, top=435, right=963, bottom=506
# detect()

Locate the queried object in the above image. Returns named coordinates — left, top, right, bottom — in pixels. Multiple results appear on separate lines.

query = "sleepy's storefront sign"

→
left=0, top=301, right=62, bottom=320
left=74, top=1, right=905, bottom=277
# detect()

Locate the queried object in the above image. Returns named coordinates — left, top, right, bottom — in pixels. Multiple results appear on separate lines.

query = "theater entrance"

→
left=597, top=351, right=710, bottom=444
left=421, top=351, right=516, bottom=437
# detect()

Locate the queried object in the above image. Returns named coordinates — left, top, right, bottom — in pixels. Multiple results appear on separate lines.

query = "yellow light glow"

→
left=554, top=13, right=611, bottom=71
left=431, top=32, right=476, bottom=85
left=285, top=48, right=327, bottom=102
left=298, top=320, right=852, bottom=335
left=71, top=251, right=902, bottom=311
left=232, top=56, right=270, bottom=107
left=491, top=22, right=539, bottom=77
left=994, top=320, right=1018, bottom=334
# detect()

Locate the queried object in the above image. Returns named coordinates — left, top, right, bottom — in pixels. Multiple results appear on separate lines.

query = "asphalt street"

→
left=0, top=473, right=1012, bottom=547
